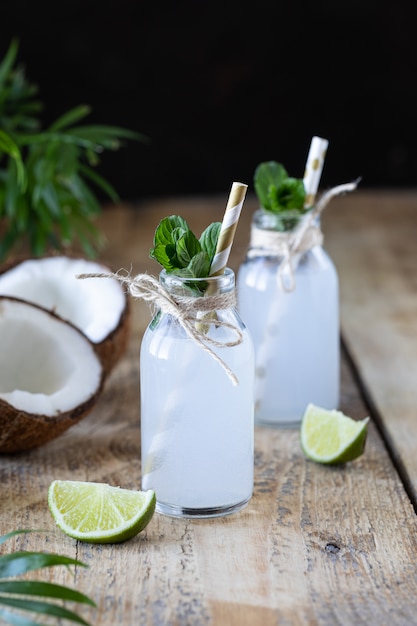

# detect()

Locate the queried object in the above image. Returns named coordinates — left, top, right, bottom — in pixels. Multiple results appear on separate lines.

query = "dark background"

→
left=1, top=0, right=415, bottom=202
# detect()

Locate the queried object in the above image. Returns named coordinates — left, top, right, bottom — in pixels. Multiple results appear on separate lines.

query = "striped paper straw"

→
left=303, top=136, right=329, bottom=207
left=209, top=181, right=248, bottom=276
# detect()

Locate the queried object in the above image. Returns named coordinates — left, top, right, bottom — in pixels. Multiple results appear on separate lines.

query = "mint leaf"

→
left=200, top=222, right=221, bottom=269
left=254, top=161, right=288, bottom=212
left=152, top=215, right=189, bottom=247
left=172, top=252, right=210, bottom=295
left=254, top=161, right=307, bottom=222
left=176, top=229, right=201, bottom=267
left=150, top=242, right=178, bottom=271
left=269, top=177, right=305, bottom=212
left=149, top=216, right=189, bottom=269
left=150, top=215, right=220, bottom=281
left=186, top=250, right=211, bottom=278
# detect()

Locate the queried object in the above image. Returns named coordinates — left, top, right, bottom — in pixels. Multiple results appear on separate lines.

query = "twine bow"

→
left=77, top=271, right=243, bottom=386
left=248, top=180, right=360, bottom=292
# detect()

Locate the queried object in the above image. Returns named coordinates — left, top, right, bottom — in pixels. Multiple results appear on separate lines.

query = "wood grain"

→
left=323, top=189, right=417, bottom=501
left=1, top=195, right=417, bottom=625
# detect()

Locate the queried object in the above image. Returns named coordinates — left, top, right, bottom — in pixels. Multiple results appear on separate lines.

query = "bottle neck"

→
left=253, top=208, right=320, bottom=232
left=155, top=268, right=241, bottom=386
left=159, top=267, right=235, bottom=298
left=248, top=209, right=323, bottom=259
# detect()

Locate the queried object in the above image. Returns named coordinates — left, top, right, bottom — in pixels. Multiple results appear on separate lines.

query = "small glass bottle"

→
left=140, top=268, right=254, bottom=518
left=237, top=209, right=339, bottom=428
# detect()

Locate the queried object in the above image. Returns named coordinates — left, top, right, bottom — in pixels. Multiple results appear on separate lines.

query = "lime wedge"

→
left=48, top=480, right=156, bottom=543
left=300, top=403, right=369, bottom=465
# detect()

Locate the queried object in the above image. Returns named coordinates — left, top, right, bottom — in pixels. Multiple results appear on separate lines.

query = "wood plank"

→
left=323, top=189, right=417, bottom=500
left=3, top=347, right=417, bottom=624
left=2, top=197, right=417, bottom=625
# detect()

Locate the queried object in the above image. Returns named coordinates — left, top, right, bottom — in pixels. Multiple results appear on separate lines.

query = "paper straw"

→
left=303, top=136, right=329, bottom=208
left=209, top=182, right=248, bottom=276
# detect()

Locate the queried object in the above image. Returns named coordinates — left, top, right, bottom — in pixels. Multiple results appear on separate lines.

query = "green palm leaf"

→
left=0, top=39, right=148, bottom=262
left=0, top=530, right=95, bottom=626
left=0, top=129, right=25, bottom=188
left=0, top=580, right=94, bottom=605
left=0, top=551, right=86, bottom=578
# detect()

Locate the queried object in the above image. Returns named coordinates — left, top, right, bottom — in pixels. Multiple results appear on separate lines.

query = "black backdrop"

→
left=1, top=0, right=416, bottom=201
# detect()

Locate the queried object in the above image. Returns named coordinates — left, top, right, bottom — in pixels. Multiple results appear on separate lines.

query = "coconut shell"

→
left=0, top=254, right=131, bottom=378
left=0, top=391, right=102, bottom=453
left=0, top=296, right=105, bottom=453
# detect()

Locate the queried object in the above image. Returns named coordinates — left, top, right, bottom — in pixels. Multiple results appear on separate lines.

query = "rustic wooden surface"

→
left=1, top=190, right=417, bottom=625
left=324, top=189, right=417, bottom=503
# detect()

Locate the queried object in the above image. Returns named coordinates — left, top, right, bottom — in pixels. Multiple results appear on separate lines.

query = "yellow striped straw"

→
left=210, top=181, right=248, bottom=276
left=303, top=136, right=329, bottom=208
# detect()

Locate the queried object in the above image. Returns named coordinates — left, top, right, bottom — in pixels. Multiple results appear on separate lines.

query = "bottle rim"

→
left=159, top=267, right=235, bottom=295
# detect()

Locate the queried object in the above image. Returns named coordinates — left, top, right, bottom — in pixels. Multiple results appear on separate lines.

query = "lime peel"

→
left=300, top=403, right=369, bottom=465
left=48, top=480, right=156, bottom=543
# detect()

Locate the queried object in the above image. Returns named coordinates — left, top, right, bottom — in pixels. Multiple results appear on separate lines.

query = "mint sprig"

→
left=150, top=215, right=221, bottom=280
left=254, top=161, right=308, bottom=231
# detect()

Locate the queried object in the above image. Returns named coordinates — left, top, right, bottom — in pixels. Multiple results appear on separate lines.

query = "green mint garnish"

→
left=150, top=215, right=221, bottom=279
left=254, top=161, right=308, bottom=231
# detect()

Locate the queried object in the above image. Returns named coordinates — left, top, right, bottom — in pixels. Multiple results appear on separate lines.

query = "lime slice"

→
left=300, top=403, right=369, bottom=465
left=48, top=480, right=156, bottom=543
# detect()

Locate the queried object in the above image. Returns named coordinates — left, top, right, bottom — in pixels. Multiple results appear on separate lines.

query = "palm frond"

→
left=0, top=530, right=95, bottom=626
left=0, top=38, right=148, bottom=262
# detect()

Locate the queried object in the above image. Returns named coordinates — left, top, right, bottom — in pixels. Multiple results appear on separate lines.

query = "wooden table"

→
left=1, top=189, right=417, bottom=625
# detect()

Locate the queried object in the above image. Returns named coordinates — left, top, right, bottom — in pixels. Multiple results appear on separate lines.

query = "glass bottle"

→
left=140, top=268, right=254, bottom=518
left=237, top=209, right=339, bottom=428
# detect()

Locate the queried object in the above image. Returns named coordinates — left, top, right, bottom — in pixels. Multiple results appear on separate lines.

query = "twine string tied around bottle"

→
left=247, top=180, right=360, bottom=292
left=77, top=271, right=243, bottom=386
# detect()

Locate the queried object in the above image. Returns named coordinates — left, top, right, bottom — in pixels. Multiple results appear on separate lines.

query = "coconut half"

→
left=0, top=297, right=104, bottom=453
left=0, top=256, right=130, bottom=377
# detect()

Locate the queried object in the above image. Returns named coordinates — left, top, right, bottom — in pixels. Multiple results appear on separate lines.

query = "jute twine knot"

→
left=77, top=271, right=243, bottom=386
left=247, top=180, right=360, bottom=292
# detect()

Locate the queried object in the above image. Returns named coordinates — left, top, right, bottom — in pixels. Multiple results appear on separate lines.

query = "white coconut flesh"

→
left=0, top=256, right=125, bottom=344
left=0, top=298, right=102, bottom=416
